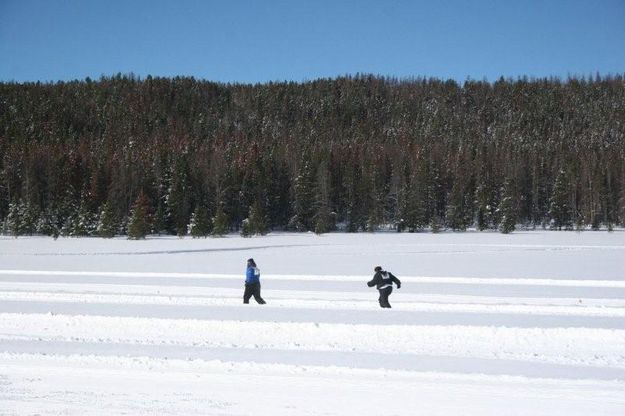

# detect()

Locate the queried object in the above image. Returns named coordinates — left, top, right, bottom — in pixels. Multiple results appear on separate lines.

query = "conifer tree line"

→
left=1, top=74, right=624, bottom=238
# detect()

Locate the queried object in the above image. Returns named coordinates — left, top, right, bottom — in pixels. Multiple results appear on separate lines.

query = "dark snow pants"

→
left=378, top=287, right=393, bottom=308
left=243, top=282, right=266, bottom=304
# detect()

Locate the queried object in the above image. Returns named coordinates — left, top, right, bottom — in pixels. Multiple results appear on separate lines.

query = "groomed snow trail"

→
left=1, top=232, right=624, bottom=415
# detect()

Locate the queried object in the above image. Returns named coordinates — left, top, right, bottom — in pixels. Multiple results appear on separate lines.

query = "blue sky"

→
left=1, top=0, right=624, bottom=83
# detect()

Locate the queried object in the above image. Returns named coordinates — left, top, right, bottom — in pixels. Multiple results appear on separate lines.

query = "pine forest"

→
left=1, top=74, right=624, bottom=238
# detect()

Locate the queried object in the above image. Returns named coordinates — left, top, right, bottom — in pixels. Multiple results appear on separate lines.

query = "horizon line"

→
left=2, top=71, right=625, bottom=87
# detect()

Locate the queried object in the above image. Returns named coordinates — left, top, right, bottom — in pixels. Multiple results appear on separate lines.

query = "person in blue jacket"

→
left=244, top=258, right=266, bottom=304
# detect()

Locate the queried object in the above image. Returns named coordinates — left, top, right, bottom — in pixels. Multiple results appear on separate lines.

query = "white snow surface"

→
left=1, top=231, right=624, bottom=415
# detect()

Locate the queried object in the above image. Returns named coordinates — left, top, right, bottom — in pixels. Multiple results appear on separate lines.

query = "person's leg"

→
left=253, top=283, right=266, bottom=304
left=243, top=284, right=253, bottom=304
left=378, top=289, right=387, bottom=308
left=380, top=287, right=392, bottom=308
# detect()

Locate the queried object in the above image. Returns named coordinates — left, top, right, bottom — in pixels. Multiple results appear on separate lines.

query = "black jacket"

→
left=367, top=271, right=401, bottom=290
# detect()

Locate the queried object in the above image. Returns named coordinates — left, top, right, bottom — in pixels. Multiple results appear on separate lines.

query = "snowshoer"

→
left=244, top=258, right=266, bottom=304
left=367, top=266, right=401, bottom=308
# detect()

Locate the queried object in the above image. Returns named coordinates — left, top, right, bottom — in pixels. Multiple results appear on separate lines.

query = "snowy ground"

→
left=1, top=231, right=624, bottom=415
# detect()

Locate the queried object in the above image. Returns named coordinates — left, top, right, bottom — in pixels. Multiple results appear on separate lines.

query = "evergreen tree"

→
left=445, top=160, right=474, bottom=231
left=240, top=218, right=251, bottom=237
left=549, top=169, right=573, bottom=230
left=314, top=204, right=335, bottom=234
left=248, top=199, right=268, bottom=236
left=589, top=173, right=602, bottom=230
left=445, top=180, right=472, bottom=231
left=118, top=215, right=129, bottom=236
left=430, top=215, right=443, bottom=233
left=4, top=201, right=37, bottom=236
left=267, top=160, right=292, bottom=229
left=599, top=172, right=615, bottom=231
left=619, top=182, right=625, bottom=227
left=127, top=191, right=151, bottom=239
left=366, top=161, right=388, bottom=232
left=344, top=163, right=367, bottom=232
left=577, top=211, right=587, bottom=231
left=60, top=214, right=76, bottom=237
left=166, top=158, right=192, bottom=236
left=292, top=161, right=316, bottom=231
left=153, top=197, right=168, bottom=235
left=188, top=204, right=211, bottom=238
left=474, top=180, right=494, bottom=231
left=397, top=180, right=417, bottom=232
left=153, top=167, right=171, bottom=235
left=398, top=166, right=429, bottom=232
left=97, top=202, right=117, bottom=238
left=73, top=196, right=97, bottom=236
left=385, top=171, right=401, bottom=231
left=59, top=195, right=79, bottom=237
left=20, top=201, right=38, bottom=236
left=498, top=182, right=516, bottom=234
left=37, top=209, right=60, bottom=238
left=365, top=213, right=378, bottom=232
left=314, top=161, right=335, bottom=235
left=211, top=205, right=229, bottom=237
left=6, top=201, right=22, bottom=237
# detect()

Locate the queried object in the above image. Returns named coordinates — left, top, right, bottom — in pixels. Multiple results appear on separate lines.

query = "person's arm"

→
left=390, top=272, right=401, bottom=289
left=367, top=272, right=380, bottom=287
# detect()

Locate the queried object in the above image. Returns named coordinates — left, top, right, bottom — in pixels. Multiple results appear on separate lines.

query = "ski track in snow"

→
left=1, top=233, right=625, bottom=415
left=1, top=271, right=625, bottom=378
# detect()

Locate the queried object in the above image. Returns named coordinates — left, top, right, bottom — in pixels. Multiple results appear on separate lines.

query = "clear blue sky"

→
left=1, top=0, right=624, bottom=83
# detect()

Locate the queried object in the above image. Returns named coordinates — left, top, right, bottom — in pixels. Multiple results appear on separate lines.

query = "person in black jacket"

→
left=367, top=266, right=401, bottom=308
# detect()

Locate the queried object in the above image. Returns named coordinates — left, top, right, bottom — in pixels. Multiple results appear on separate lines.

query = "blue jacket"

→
left=246, top=266, right=260, bottom=284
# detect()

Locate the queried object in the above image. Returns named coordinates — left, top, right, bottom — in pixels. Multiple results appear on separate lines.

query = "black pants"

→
left=378, top=287, right=393, bottom=308
left=243, top=282, right=266, bottom=304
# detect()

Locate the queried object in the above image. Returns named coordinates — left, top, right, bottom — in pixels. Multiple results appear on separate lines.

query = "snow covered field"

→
left=1, top=231, right=624, bottom=415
